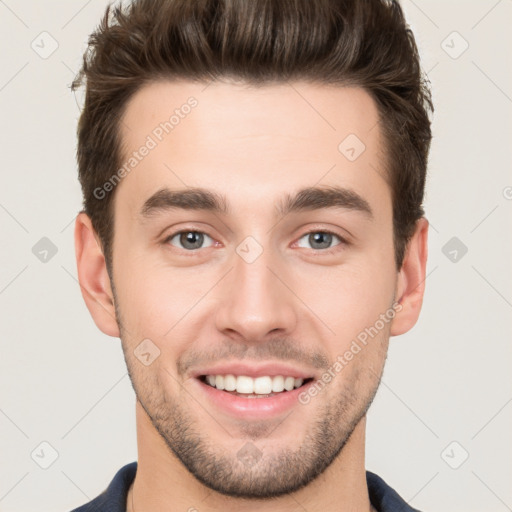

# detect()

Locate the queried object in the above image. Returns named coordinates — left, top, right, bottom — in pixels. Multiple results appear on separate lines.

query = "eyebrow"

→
left=139, top=185, right=373, bottom=219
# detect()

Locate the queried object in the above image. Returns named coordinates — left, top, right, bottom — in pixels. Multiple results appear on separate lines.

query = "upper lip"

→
left=191, top=362, right=317, bottom=380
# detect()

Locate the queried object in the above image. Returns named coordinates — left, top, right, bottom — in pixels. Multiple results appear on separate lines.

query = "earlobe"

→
left=74, top=212, right=120, bottom=338
left=390, top=217, right=429, bottom=337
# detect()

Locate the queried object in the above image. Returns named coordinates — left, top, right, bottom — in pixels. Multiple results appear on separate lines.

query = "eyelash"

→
left=297, top=229, right=349, bottom=254
left=162, top=228, right=348, bottom=255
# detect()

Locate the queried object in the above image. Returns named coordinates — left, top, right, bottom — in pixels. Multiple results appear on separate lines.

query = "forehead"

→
left=115, top=79, right=387, bottom=217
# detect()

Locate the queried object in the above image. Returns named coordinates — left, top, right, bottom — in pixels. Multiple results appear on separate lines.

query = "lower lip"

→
left=193, top=377, right=314, bottom=419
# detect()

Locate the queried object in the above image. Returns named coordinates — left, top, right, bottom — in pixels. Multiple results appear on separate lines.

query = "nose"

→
left=214, top=242, right=298, bottom=344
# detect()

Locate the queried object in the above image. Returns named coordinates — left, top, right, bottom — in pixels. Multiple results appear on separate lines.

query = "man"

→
left=70, top=0, right=432, bottom=510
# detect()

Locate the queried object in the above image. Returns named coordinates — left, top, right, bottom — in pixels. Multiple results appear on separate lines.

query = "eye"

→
left=165, top=230, right=215, bottom=251
left=296, top=230, right=345, bottom=252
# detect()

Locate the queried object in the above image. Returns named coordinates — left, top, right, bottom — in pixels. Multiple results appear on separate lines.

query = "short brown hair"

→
left=71, top=0, right=433, bottom=274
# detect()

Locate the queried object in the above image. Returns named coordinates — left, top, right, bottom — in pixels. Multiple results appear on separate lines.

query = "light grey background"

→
left=0, top=1, right=511, bottom=511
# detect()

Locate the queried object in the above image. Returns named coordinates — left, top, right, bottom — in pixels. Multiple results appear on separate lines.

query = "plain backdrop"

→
left=0, top=1, right=511, bottom=511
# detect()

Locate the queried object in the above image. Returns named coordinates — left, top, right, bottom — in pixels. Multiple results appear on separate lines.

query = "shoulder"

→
left=69, top=461, right=137, bottom=512
left=366, top=471, right=423, bottom=512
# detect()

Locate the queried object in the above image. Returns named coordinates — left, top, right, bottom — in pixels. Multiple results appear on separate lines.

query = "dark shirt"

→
left=70, top=462, right=421, bottom=512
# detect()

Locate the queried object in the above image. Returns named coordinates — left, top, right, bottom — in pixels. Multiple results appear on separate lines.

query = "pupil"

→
left=181, top=231, right=203, bottom=249
left=310, top=232, right=331, bottom=249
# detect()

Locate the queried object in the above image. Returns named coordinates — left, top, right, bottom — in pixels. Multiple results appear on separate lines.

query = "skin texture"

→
left=75, top=79, right=428, bottom=512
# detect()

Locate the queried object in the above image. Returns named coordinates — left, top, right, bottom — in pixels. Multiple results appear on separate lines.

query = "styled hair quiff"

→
left=72, top=0, right=433, bottom=274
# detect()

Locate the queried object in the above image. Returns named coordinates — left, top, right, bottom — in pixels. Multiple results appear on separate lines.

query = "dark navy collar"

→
left=70, top=461, right=421, bottom=512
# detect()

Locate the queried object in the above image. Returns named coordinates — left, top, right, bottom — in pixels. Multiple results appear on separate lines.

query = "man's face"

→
left=110, top=80, right=398, bottom=498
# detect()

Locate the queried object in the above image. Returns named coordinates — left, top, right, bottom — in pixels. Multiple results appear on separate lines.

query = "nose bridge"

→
left=214, top=236, right=297, bottom=340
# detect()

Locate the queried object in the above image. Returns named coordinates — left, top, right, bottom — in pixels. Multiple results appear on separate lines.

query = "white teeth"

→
left=224, top=374, right=237, bottom=391
left=253, top=376, right=273, bottom=394
left=203, top=374, right=308, bottom=394
left=271, top=375, right=284, bottom=392
left=215, top=375, right=225, bottom=390
left=236, top=376, right=254, bottom=394
left=284, top=376, right=295, bottom=391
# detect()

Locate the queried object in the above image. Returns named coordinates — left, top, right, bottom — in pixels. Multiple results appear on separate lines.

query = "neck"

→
left=127, top=400, right=374, bottom=512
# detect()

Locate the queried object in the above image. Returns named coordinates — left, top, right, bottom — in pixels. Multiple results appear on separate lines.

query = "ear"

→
left=74, top=212, right=120, bottom=338
left=390, top=217, right=429, bottom=336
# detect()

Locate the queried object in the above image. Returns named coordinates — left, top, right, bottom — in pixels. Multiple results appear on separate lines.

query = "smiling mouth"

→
left=198, top=374, right=314, bottom=398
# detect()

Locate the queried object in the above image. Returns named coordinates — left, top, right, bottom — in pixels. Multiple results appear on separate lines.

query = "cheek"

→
left=115, top=260, right=215, bottom=355
left=298, top=261, right=397, bottom=337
